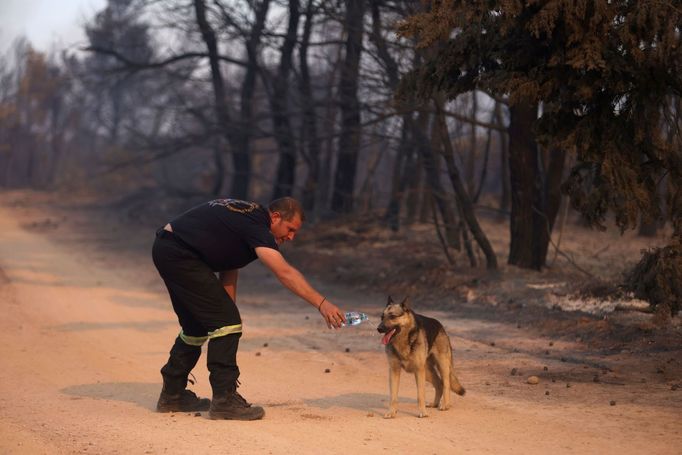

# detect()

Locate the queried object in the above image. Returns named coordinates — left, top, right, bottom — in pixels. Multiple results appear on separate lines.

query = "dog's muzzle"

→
left=377, top=322, right=397, bottom=345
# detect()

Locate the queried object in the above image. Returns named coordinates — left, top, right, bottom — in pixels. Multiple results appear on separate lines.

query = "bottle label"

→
left=343, top=312, right=368, bottom=327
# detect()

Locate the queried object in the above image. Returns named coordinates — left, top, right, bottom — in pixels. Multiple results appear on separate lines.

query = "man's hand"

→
left=319, top=299, right=346, bottom=329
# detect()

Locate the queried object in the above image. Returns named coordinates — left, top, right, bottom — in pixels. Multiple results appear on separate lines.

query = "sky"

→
left=0, top=0, right=106, bottom=54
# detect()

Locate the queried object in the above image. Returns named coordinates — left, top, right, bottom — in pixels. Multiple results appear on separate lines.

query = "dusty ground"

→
left=0, top=189, right=680, bottom=455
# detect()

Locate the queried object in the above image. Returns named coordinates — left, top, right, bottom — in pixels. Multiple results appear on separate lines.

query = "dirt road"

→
left=0, top=196, right=680, bottom=454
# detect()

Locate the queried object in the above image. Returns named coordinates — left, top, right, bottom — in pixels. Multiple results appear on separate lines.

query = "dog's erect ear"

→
left=386, top=295, right=394, bottom=306
left=400, top=296, right=410, bottom=310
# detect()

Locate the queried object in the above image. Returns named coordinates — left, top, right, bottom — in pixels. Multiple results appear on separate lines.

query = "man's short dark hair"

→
left=268, top=197, right=305, bottom=222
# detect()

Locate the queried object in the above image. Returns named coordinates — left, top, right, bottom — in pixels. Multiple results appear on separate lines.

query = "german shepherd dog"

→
left=377, top=296, right=465, bottom=418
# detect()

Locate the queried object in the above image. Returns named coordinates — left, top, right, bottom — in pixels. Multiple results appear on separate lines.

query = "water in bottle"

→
left=343, top=311, right=368, bottom=327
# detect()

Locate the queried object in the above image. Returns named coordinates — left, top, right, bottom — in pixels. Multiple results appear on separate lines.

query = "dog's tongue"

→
left=381, top=329, right=397, bottom=345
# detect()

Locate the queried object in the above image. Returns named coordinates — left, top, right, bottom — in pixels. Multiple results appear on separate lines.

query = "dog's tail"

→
left=450, top=369, right=466, bottom=396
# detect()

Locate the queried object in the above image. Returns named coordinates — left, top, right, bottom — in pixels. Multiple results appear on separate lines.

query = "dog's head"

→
left=377, top=296, right=412, bottom=345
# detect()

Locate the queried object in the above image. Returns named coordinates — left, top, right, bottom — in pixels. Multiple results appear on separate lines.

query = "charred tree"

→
left=384, top=116, right=413, bottom=231
left=508, top=102, right=564, bottom=269
left=411, top=110, right=461, bottom=248
left=271, top=0, right=300, bottom=199
left=331, top=0, right=365, bottom=213
left=234, top=0, right=270, bottom=199
left=436, top=101, right=498, bottom=270
left=298, top=0, right=321, bottom=214
left=507, top=102, right=544, bottom=269
left=194, top=0, right=249, bottom=198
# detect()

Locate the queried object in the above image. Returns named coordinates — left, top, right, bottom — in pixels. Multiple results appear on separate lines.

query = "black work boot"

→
left=208, top=387, right=264, bottom=420
left=157, top=336, right=209, bottom=412
left=156, top=388, right=211, bottom=413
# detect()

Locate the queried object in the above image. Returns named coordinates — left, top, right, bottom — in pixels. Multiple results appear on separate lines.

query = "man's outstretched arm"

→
left=255, top=247, right=346, bottom=328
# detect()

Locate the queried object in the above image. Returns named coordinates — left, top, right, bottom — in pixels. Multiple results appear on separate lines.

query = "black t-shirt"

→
left=169, top=199, right=278, bottom=271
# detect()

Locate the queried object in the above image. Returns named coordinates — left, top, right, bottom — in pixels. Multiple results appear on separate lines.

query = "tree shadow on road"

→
left=61, top=382, right=160, bottom=410
left=50, top=320, right=174, bottom=332
left=304, top=392, right=417, bottom=415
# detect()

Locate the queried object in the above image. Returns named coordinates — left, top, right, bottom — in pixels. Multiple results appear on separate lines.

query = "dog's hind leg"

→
left=436, top=356, right=452, bottom=411
left=426, top=361, right=442, bottom=408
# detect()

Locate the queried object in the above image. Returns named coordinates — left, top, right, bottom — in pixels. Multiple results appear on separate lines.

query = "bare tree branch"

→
left=83, top=46, right=248, bottom=72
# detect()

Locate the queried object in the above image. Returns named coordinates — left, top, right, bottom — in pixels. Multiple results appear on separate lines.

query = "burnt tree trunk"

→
left=508, top=102, right=542, bottom=268
left=233, top=0, right=270, bottom=198
left=497, top=103, right=511, bottom=218
left=412, top=110, right=461, bottom=248
left=404, top=155, right=423, bottom=226
left=436, top=102, right=498, bottom=270
left=467, top=91, right=477, bottom=195
left=318, top=46, right=342, bottom=214
left=271, top=0, right=300, bottom=199
left=543, top=146, right=566, bottom=257
left=384, top=115, right=413, bottom=231
left=371, top=0, right=407, bottom=229
left=473, top=101, right=496, bottom=203
left=508, top=102, right=564, bottom=269
left=638, top=217, right=659, bottom=237
left=193, top=0, right=249, bottom=198
left=47, top=92, right=63, bottom=187
left=298, top=0, right=320, bottom=214
left=331, top=0, right=365, bottom=213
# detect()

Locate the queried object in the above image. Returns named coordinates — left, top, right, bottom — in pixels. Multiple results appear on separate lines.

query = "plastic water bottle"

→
left=343, top=311, right=368, bottom=327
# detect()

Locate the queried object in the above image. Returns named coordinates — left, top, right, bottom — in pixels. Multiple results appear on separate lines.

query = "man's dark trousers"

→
left=153, top=228, right=242, bottom=394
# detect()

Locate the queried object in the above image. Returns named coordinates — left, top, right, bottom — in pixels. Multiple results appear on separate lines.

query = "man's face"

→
left=269, top=212, right=302, bottom=245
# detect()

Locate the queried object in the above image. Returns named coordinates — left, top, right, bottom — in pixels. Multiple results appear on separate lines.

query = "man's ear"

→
left=269, top=211, right=282, bottom=224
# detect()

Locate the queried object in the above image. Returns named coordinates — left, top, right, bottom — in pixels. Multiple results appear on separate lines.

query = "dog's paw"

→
left=417, top=411, right=429, bottom=418
left=438, top=403, right=450, bottom=411
left=383, top=410, right=397, bottom=419
left=426, top=402, right=438, bottom=408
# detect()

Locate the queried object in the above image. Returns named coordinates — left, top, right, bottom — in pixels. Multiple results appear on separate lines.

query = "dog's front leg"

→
left=415, top=368, right=428, bottom=418
left=384, top=364, right=401, bottom=419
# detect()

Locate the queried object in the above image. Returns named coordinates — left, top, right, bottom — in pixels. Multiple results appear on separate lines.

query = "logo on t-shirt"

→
left=209, top=199, right=259, bottom=213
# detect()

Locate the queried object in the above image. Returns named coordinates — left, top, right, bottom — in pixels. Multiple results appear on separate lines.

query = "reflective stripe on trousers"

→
left=179, top=323, right=243, bottom=346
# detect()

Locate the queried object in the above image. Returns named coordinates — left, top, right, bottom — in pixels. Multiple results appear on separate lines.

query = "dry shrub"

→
left=626, top=243, right=682, bottom=316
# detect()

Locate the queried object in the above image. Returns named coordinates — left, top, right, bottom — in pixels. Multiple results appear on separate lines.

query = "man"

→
left=152, top=197, right=346, bottom=420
